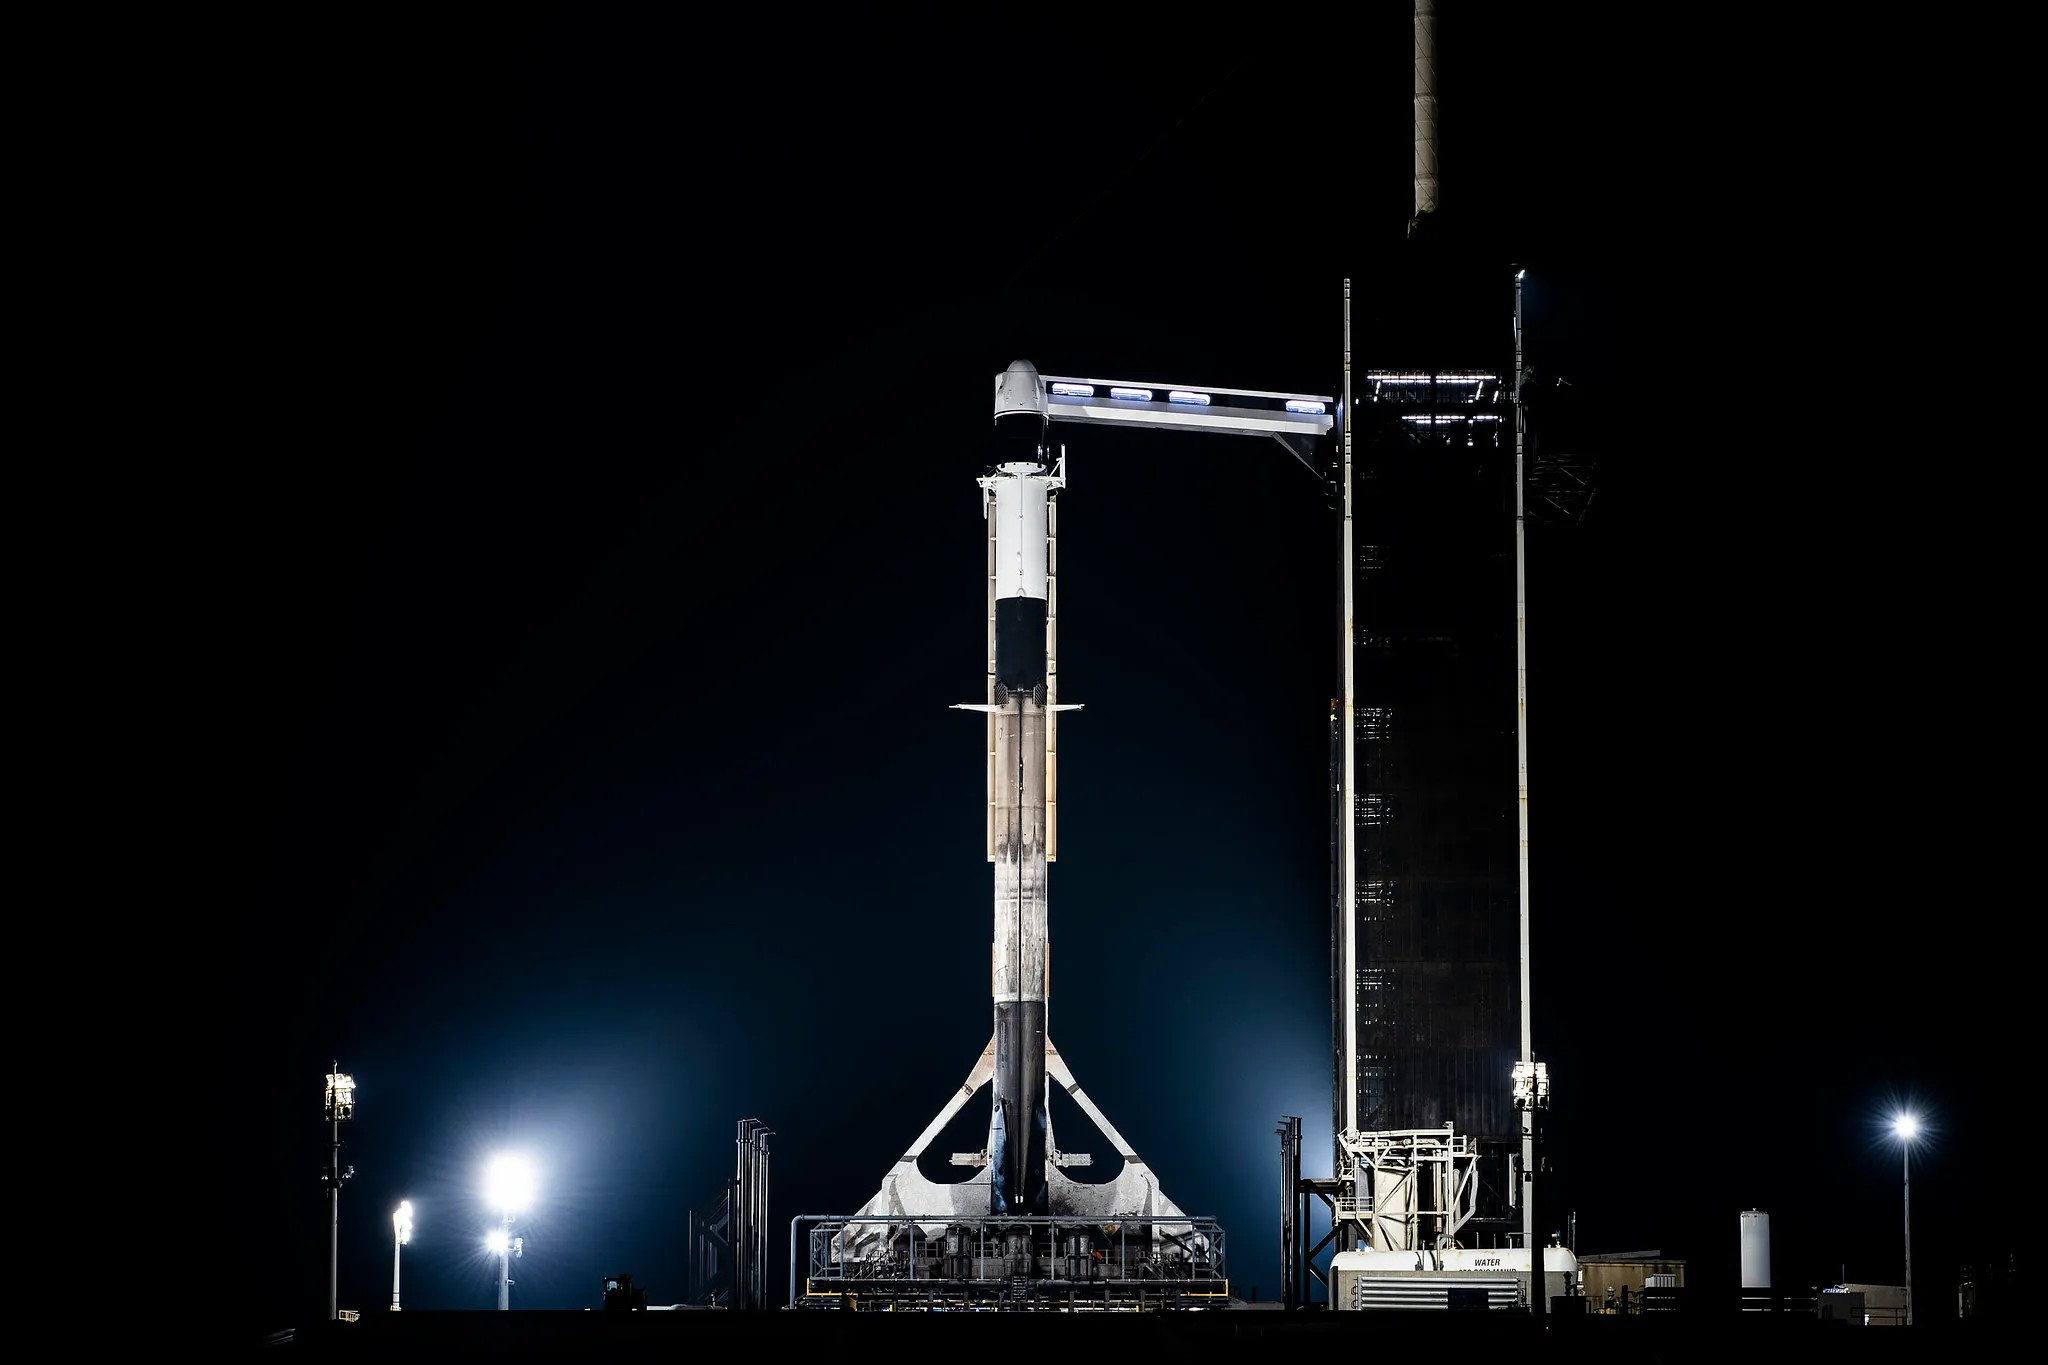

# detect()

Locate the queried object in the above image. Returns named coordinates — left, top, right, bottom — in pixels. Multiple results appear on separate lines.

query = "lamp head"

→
left=483, top=1153, right=537, bottom=1213
left=324, top=1068, right=356, bottom=1121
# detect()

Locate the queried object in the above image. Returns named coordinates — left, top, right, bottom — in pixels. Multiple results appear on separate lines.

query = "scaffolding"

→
left=792, top=1213, right=1228, bottom=1311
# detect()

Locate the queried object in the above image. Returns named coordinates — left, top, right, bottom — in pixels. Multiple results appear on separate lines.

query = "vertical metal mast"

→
left=322, top=1063, right=353, bottom=1323
left=1902, top=1142, right=1913, bottom=1326
left=325, top=1113, right=337, bottom=1326
left=757, top=1128, right=774, bottom=1310
left=732, top=1118, right=774, bottom=1308
left=497, top=1222, right=512, bottom=1310
left=733, top=1119, right=752, bottom=1308
left=1339, top=281, right=1357, bottom=1150
left=329, top=1098, right=340, bottom=1319
left=1514, top=266, right=1539, bottom=1314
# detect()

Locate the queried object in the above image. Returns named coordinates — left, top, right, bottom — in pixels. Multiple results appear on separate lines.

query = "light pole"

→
left=1892, top=1114, right=1918, bottom=1326
left=322, top=1065, right=356, bottom=1322
left=484, top=1227, right=524, bottom=1309
left=484, top=1154, right=536, bottom=1310
left=391, top=1200, right=413, bottom=1311
left=1512, top=1059, right=1552, bottom=1319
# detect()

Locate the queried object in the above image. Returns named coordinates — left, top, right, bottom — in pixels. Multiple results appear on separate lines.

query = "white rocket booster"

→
left=981, top=359, right=1060, bottom=1215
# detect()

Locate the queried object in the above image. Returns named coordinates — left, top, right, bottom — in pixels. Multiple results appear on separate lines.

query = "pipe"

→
left=1412, top=0, right=1439, bottom=227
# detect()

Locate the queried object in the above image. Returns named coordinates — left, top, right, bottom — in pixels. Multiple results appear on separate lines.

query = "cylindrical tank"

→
left=945, top=1228, right=966, bottom=1280
left=1740, top=1209, right=1771, bottom=1289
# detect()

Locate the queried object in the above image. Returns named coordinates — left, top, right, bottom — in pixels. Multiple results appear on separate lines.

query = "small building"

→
left=1576, top=1250, right=1687, bottom=1314
left=1829, top=1281, right=1906, bottom=1327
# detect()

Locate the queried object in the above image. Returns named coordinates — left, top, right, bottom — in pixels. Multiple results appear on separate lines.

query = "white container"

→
left=1740, top=1209, right=1770, bottom=1289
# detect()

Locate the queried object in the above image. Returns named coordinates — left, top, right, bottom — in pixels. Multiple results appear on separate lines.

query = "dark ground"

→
left=257, top=1304, right=1976, bottom=1359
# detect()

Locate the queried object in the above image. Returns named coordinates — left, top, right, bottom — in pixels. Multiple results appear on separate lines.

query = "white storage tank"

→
left=1739, top=1209, right=1770, bottom=1289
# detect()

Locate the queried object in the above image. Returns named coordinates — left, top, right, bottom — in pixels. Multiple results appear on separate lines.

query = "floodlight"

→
left=485, top=1227, right=509, bottom=1254
left=325, top=1069, right=356, bottom=1121
left=484, top=1153, right=538, bottom=1213
left=1893, top=1113, right=1918, bottom=1141
left=1511, top=1059, right=1551, bottom=1109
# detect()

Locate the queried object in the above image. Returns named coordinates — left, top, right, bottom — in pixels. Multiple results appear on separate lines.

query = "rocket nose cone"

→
left=1005, top=359, right=1038, bottom=376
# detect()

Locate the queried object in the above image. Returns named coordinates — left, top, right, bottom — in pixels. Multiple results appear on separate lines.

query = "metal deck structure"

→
left=794, top=1214, right=1229, bottom=1311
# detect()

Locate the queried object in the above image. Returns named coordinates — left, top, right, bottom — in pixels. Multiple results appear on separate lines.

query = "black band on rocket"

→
left=995, top=596, right=1049, bottom=692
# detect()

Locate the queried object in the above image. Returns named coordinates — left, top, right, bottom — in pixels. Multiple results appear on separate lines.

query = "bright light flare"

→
left=484, top=1227, right=509, bottom=1254
left=1893, top=1113, right=1919, bottom=1141
left=484, top=1153, right=538, bottom=1213
left=393, top=1200, right=414, bottom=1244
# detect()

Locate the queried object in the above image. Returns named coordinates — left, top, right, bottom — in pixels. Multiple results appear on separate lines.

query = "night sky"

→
left=209, top=5, right=2016, bottom=1333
